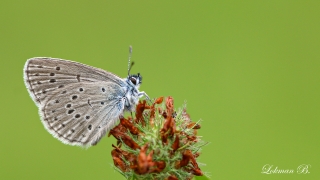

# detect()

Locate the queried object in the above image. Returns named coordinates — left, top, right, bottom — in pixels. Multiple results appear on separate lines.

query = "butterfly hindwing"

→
left=40, top=81, right=126, bottom=147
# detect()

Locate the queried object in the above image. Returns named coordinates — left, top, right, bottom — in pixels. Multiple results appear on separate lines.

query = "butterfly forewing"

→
left=23, top=57, right=125, bottom=106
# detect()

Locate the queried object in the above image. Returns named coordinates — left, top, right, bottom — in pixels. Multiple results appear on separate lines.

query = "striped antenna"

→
left=127, top=46, right=134, bottom=75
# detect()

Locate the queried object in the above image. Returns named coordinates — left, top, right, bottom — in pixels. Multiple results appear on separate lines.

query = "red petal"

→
left=109, top=129, right=140, bottom=150
left=135, top=100, right=148, bottom=125
left=154, top=97, right=164, bottom=104
left=111, top=149, right=127, bottom=172
left=120, top=116, right=140, bottom=135
left=167, top=175, right=178, bottom=180
left=187, top=122, right=201, bottom=129
left=171, top=135, right=180, bottom=152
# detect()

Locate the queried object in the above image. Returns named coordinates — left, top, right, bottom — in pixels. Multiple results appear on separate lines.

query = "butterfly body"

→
left=23, top=57, right=148, bottom=147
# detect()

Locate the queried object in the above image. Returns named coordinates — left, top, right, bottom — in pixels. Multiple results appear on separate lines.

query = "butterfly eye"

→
left=130, top=77, right=137, bottom=85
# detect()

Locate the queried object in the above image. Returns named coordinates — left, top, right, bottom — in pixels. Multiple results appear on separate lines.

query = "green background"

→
left=1, top=1, right=319, bottom=179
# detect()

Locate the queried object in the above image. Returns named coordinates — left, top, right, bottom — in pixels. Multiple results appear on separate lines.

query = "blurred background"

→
left=0, top=1, right=319, bottom=179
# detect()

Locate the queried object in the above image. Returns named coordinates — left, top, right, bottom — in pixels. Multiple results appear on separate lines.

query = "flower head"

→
left=109, top=97, right=206, bottom=179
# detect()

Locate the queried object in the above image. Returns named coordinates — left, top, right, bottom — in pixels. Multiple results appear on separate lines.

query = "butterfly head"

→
left=128, top=73, right=142, bottom=86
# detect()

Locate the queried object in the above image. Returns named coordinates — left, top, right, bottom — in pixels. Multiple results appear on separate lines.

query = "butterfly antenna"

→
left=128, top=46, right=134, bottom=75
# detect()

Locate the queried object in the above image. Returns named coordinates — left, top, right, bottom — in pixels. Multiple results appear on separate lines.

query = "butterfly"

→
left=23, top=52, right=148, bottom=147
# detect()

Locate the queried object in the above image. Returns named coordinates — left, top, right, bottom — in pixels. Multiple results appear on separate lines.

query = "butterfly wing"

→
left=40, top=81, right=125, bottom=146
left=23, top=58, right=127, bottom=147
left=23, top=57, right=126, bottom=106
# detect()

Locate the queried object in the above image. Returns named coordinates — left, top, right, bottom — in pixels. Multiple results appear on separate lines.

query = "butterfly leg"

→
left=138, top=91, right=150, bottom=100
